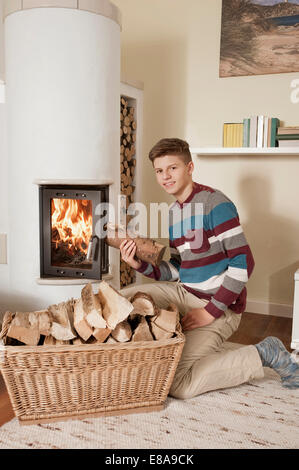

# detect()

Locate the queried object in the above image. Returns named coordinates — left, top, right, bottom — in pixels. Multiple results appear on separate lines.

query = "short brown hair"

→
left=148, top=138, right=192, bottom=164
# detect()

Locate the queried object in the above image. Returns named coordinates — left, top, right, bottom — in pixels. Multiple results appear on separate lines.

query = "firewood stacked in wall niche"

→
left=120, top=96, right=137, bottom=288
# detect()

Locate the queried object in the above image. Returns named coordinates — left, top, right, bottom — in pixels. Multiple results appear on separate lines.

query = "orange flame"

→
left=51, top=198, right=92, bottom=256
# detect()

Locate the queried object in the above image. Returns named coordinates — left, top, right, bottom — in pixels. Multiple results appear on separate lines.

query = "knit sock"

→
left=255, top=336, right=299, bottom=389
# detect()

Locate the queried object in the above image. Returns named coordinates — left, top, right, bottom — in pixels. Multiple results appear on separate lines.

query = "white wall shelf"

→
left=190, top=147, right=299, bottom=156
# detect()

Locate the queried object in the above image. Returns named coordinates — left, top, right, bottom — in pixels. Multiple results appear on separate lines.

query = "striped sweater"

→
left=136, top=182, right=255, bottom=318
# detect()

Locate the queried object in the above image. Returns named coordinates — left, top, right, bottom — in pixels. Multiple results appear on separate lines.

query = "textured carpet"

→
left=0, top=343, right=298, bottom=449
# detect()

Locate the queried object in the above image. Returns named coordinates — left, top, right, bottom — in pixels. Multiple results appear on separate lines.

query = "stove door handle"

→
left=86, top=235, right=99, bottom=262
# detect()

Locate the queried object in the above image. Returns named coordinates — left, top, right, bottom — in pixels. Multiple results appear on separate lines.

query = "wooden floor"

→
left=0, top=312, right=293, bottom=427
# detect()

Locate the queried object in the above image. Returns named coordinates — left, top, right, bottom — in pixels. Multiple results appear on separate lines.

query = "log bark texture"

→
left=106, top=223, right=166, bottom=267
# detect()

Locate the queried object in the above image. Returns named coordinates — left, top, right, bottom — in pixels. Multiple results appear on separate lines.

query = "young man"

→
left=120, top=138, right=299, bottom=398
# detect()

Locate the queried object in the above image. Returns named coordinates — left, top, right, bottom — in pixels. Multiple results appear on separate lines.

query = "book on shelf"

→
left=249, top=116, right=257, bottom=147
left=223, top=123, right=243, bottom=147
left=277, top=126, right=299, bottom=135
left=243, top=118, right=250, bottom=147
left=278, top=140, right=299, bottom=147
left=270, top=118, right=280, bottom=147
left=276, top=133, right=299, bottom=140
left=257, top=115, right=264, bottom=148
left=263, top=116, right=269, bottom=148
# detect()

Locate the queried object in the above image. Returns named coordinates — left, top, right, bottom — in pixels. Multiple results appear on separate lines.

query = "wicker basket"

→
left=0, top=325, right=185, bottom=425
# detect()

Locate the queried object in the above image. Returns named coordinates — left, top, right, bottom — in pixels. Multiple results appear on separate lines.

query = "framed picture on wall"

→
left=219, top=0, right=299, bottom=77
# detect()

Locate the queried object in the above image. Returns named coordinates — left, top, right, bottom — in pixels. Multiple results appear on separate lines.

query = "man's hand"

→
left=119, top=239, right=142, bottom=270
left=181, top=307, right=215, bottom=331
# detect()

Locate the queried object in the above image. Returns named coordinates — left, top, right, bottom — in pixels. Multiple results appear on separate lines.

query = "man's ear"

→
left=187, top=161, right=194, bottom=175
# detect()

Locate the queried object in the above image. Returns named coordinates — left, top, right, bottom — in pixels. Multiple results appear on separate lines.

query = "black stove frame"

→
left=39, top=184, right=109, bottom=280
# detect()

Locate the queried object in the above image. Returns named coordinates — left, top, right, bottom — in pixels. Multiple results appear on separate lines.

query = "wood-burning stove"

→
left=39, top=184, right=109, bottom=280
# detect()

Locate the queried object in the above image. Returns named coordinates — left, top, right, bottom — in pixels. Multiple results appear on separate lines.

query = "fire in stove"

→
left=51, top=198, right=93, bottom=268
left=39, top=185, right=109, bottom=280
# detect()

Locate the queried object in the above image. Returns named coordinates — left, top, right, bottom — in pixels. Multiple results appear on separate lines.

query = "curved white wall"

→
left=3, top=7, right=121, bottom=311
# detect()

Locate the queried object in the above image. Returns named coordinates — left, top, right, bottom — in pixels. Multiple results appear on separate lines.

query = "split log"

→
left=149, top=306, right=178, bottom=340
left=7, top=312, right=40, bottom=346
left=97, top=280, right=134, bottom=329
left=72, top=336, right=84, bottom=345
left=167, top=303, right=180, bottom=324
left=73, top=298, right=93, bottom=341
left=124, top=116, right=131, bottom=126
left=153, top=307, right=177, bottom=332
left=44, top=335, right=57, bottom=345
left=106, top=336, right=118, bottom=344
left=81, top=283, right=106, bottom=329
left=0, top=311, right=15, bottom=344
left=150, top=321, right=173, bottom=340
left=111, top=320, right=132, bottom=342
left=48, top=301, right=76, bottom=341
left=105, top=223, right=166, bottom=267
left=131, top=316, right=154, bottom=342
left=93, top=327, right=111, bottom=343
left=130, top=292, right=157, bottom=317
left=35, top=310, right=52, bottom=336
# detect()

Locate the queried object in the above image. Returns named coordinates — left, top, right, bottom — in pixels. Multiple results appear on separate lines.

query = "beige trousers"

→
left=120, top=281, right=264, bottom=399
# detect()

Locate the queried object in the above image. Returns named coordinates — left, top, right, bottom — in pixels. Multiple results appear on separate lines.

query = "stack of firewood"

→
left=120, top=96, right=137, bottom=288
left=0, top=282, right=179, bottom=347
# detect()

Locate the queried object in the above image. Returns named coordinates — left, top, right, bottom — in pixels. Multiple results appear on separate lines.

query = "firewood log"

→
left=166, top=303, right=180, bottom=325
left=81, top=283, right=106, bottom=329
left=106, top=336, right=118, bottom=344
left=105, top=223, right=167, bottom=267
left=7, top=312, right=40, bottom=346
left=150, top=321, right=173, bottom=340
left=73, top=298, right=93, bottom=341
left=72, top=336, right=84, bottom=345
left=149, top=305, right=178, bottom=340
left=0, top=311, right=15, bottom=344
left=35, top=310, right=52, bottom=336
left=152, top=307, right=177, bottom=333
left=44, top=335, right=57, bottom=345
left=111, top=320, right=132, bottom=342
left=97, top=280, right=134, bottom=329
left=131, top=316, right=154, bottom=342
left=48, top=301, right=76, bottom=341
left=93, top=327, right=111, bottom=342
left=124, top=116, right=131, bottom=126
left=129, top=292, right=158, bottom=317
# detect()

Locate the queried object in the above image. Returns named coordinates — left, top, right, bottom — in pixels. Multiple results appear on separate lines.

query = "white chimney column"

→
left=3, top=1, right=121, bottom=310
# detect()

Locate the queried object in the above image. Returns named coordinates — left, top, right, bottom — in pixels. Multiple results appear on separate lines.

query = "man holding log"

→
left=119, top=138, right=299, bottom=396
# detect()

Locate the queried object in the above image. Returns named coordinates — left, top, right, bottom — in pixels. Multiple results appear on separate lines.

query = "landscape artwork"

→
left=219, top=0, right=299, bottom=77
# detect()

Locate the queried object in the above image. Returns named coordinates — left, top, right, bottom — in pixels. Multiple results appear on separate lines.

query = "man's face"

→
left=153, top=155, right=194, bottom=196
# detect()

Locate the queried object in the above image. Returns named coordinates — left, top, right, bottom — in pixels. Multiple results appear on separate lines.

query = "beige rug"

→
left=0, top=343, right=298, bottom=449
